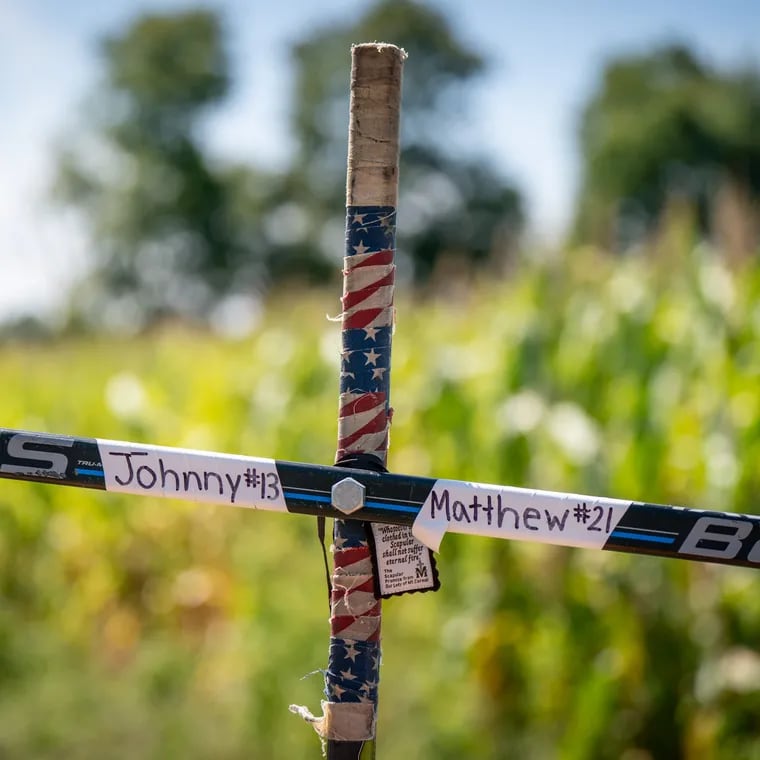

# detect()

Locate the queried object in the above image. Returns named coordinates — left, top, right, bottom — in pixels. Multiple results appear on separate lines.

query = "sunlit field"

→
left=2, top=244, right=760, bottom=758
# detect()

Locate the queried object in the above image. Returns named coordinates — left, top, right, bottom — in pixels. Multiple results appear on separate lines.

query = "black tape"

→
left=334, top=452, right=388, bottom=473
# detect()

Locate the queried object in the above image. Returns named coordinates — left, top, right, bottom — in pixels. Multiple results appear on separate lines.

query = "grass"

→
left=2, top=245, right=760, bottom=758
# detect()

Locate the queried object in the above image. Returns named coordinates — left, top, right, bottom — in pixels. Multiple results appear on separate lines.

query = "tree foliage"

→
left=55, top=11, right=256, bottom=328
left=287, top=0, right=523, bottom=282
left=55, top=2, right=523, bottom=328
left=574, top=44, right=760, bottom=249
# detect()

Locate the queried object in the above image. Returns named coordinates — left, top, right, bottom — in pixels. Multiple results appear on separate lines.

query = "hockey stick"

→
left=2, top=427, right=759, bottom=569
left=318, top=43, right=404, bottom=759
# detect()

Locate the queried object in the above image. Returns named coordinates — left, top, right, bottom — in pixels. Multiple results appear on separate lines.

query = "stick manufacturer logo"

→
left=0, top=433, right=74, bottom=479
left=679, top=516, right=760, bottom=563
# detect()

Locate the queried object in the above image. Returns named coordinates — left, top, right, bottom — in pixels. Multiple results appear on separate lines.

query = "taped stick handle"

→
left=336, top=44, right=405, bottom=467
left=324, top=44, right=405, bottom=760
left=346, top=43, right=405, bottom=209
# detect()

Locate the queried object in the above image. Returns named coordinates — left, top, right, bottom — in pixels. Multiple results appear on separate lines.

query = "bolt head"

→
left=331, top=477, right=366, bottom=515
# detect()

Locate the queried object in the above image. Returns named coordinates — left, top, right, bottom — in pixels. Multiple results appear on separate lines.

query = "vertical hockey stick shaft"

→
left=327, top=43, right=404, bottom=759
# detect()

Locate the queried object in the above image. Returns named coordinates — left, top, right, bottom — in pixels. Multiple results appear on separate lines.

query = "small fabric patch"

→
left=367, top=523, right=440, bottom=598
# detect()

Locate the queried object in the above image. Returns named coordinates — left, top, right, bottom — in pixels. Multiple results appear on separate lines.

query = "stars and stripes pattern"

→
left=326, top=519, right=381, bottom=704
left=337, top=206, right=395, bottom=462
left=329, top=206, right=396, bottom=708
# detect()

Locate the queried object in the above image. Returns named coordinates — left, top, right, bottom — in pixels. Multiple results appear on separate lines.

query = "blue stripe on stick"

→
left=611, top=530, right=675, bottom=544
left=283, top=491, right=330, bottom=503
left=75, top=468, right=104, bottom=477
left=284, top=490, right=419, bottom=514
left=365, top=499, right=418, bottom=513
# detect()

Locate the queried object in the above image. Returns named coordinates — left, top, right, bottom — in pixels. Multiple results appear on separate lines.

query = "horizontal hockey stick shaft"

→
left=1, top=426, right=759, bottom=569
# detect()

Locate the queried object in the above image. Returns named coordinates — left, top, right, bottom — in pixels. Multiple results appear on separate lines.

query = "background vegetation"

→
left=3, top=0, right=760, bottom=757
left=3, top=233, right=760, bottom=758
left=48, top=0, right=760, bottom=331
left=53, top=1, right=524, bottom=329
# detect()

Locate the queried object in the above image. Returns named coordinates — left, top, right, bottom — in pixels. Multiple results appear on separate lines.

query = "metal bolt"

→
left=331, top=477, right=366, bottom=515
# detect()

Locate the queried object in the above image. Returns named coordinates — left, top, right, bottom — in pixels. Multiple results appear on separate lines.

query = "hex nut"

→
left=331, top=477, right=366, bottom=515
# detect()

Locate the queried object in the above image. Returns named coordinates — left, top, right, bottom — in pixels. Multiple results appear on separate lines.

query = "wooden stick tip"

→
left=351, top=42, right=408, bottom=62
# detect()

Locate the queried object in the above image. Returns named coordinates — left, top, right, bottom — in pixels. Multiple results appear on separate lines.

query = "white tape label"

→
left=98, top=440, right=287, bottom=511
left=413, top=480, right=631, bottom=552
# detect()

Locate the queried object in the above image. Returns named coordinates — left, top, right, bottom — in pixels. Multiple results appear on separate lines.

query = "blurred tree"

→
left=574, top=44, right=760, bottom=251
left=56, top=2, right=524, bottom=329
left=55, top=10, right=273, bottom=328
left=281, top=0, right=524, bottom=283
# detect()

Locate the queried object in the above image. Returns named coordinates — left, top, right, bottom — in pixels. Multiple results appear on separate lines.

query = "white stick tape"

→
left=412, top=479, right=631, bottom=553
left=98, top=440, right=288, bottom=511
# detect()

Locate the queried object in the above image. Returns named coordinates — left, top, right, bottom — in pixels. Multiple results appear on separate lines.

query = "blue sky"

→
left=1, top=0, right=758, bottom=322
